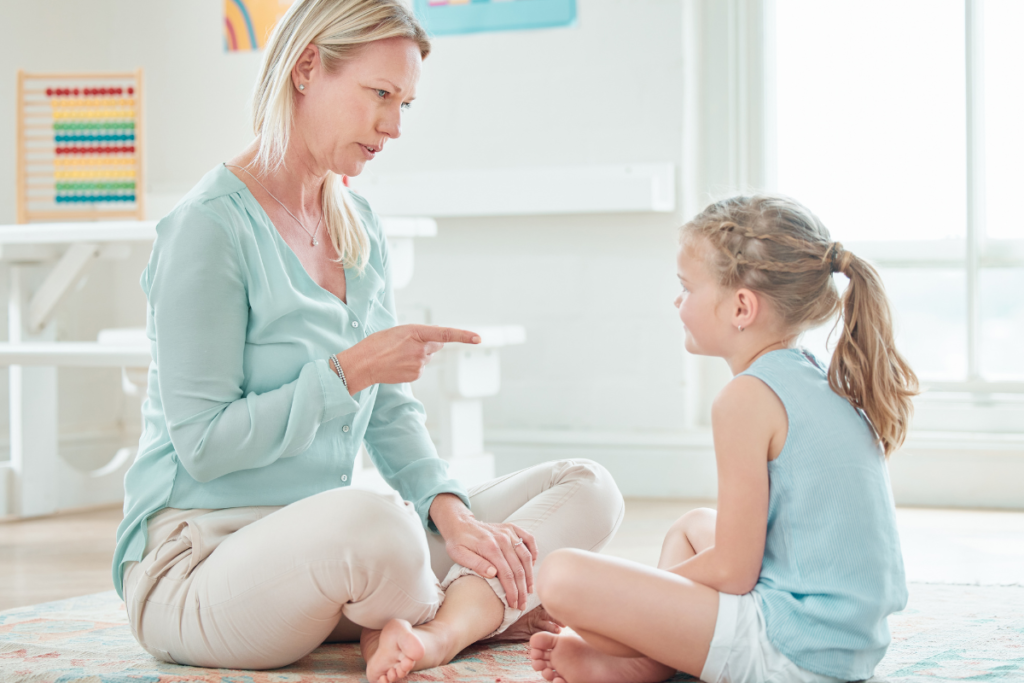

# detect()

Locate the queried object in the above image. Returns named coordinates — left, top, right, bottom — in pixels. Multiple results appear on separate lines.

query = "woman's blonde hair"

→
left=682, top=195, right=919, bottom=456
left=251, top=0, right=431, bottom=271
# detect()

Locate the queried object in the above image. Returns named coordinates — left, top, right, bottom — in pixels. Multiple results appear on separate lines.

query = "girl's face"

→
left=675, top=241, right=734, bottom=357
left=294, top=37, right=421, bottom=177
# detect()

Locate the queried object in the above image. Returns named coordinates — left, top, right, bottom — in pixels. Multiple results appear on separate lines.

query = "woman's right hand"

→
left=334, top=324, right=481, bottom=394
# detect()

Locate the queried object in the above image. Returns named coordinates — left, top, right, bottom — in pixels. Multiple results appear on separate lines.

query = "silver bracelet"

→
left=330, top=355, right=348, bottom=388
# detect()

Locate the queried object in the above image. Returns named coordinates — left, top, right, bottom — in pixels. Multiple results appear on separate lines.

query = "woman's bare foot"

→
left=529, top=631, right=675, bottom=683
left=482, top=606, right=563, bottom=643
left=361, top=620, right=426, bottom=683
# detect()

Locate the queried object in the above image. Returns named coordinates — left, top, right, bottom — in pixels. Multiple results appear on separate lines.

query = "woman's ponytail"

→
left=828, top=249, right=919, bottom=456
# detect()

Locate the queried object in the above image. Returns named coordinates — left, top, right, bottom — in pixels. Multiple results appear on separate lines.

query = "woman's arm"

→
left=666, top=375, right=783, bottom=594
left=150, top=202, right=359, bottom=483
left=354, top=207, right=536, bottom=609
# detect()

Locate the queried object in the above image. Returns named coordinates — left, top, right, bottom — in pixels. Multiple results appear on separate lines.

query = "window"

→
left=775, top=0, right=1024, bottom=431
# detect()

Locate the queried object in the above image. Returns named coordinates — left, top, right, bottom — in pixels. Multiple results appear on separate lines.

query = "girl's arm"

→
left=666, top=375, right=785, bottom=594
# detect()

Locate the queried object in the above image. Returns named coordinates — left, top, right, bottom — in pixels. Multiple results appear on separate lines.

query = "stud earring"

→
left=737, top=325, right=744, bottom=332
left=298, top=84, right=305, bottom=91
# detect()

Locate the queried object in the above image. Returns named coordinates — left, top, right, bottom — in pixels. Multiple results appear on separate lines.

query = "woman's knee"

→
left=306, top=488, right=427, bottom=563
left=551, top=458, right=625, bottom=543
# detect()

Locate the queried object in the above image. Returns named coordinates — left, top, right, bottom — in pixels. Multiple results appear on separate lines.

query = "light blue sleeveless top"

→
left=742, top=348, right=907, bottom=681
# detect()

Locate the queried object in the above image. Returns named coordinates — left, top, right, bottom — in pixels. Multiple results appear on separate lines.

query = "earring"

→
left=737, top=325, right=744, bottom=332
left=298, top=84, right=305, bottom=91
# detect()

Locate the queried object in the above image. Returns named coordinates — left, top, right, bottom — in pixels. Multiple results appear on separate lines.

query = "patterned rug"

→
left=1, top=583, right=1021, bottom=683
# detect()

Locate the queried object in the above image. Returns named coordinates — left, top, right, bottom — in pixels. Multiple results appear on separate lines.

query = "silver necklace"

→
left=228, top=164, right=323, bottom=246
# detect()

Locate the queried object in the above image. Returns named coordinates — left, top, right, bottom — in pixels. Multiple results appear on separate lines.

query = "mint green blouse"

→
left=112, top=164, right=469, bottom=598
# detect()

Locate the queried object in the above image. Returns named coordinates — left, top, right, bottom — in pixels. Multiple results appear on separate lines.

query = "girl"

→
left=529, top=195, right=915, bottom=683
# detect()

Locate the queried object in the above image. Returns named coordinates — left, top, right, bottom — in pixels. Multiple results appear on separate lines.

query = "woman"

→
left=113, top=1, right=624, bottom=681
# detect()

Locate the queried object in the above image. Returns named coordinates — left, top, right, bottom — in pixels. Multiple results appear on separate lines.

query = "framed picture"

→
left=414, top=0, right=577, bottom=36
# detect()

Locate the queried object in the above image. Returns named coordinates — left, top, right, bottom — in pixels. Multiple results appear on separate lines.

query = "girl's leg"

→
left=529, top=549, right=718, bottom=683
left=562, top=506, right=718, bottom=658
left=658, top=507, right=717, bottom=569
left=362, top=459, right=625, bottom=682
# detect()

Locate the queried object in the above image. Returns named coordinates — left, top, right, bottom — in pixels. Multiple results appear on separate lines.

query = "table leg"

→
left=8, top=265, right=60, bottom=517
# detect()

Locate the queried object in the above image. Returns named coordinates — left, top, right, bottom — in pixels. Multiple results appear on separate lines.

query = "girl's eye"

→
left=376, top=89, right=388, bottom=98
left=400, top=102, right=412, bottom=111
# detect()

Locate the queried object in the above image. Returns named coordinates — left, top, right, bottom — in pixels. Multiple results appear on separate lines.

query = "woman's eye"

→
left=376, top=89, right=388, bottom=98
left=400, top=102, right=412, bottom=111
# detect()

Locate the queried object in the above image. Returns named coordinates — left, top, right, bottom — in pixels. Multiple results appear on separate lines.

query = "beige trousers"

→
left=122, top=459, right=624, bottom=670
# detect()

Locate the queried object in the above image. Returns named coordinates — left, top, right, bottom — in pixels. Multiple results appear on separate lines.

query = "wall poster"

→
left=414, top=0, right=577, bottom=36
left=224, top=0, right=294, bottom=52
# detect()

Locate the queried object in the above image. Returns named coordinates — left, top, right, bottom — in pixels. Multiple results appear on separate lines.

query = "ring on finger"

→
left=512, top=537, right=524, bottom=548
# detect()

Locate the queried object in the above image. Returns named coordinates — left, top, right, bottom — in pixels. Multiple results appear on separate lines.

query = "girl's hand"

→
left=335, top=324, right=480, bottom=393
left=429, top=493, right=539, bottom=610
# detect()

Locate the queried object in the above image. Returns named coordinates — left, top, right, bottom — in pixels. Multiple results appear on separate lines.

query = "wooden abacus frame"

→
left=16, top=69, right=145, bottom=224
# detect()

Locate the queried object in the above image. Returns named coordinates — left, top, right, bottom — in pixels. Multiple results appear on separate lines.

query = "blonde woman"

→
left=113, top=1, right=623, bottom=679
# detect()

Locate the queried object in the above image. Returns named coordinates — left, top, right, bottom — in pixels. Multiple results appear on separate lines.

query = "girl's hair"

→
left=250, top=0, right=431, bottom=271
left=682, top=195, right=918, bottom=456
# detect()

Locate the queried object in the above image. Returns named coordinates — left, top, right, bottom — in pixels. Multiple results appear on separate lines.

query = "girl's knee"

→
left=537, top=548, right=588, bottom=607
left=667, top=507, right=716, bottom=542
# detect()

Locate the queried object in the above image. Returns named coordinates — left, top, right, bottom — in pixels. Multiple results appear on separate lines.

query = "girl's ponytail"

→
left=683, top=196, right=919, bottom=457
left=828, top=249, right=919, bottom=456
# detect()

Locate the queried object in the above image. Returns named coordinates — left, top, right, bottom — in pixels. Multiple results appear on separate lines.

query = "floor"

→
left=1, top=499, right=1022, bottom=611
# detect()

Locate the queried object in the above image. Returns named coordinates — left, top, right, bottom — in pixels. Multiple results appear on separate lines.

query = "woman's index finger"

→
left=420, top=326, right=481, bottom=344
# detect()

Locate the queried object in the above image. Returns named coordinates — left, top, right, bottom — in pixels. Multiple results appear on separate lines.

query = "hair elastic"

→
left=828, top=242, right=843, bottom=273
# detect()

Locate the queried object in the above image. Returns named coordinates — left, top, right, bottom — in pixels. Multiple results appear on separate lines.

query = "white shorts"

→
left=700, top=592, right=845, bottom=683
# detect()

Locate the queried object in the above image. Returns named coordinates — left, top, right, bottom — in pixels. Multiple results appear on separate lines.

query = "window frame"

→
left=771, top=0, right=1024, bottom=397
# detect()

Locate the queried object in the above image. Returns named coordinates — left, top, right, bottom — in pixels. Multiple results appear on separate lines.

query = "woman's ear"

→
left=732, top=288, right=760, bottom=332
left=292, top=44, right=320, bottom=90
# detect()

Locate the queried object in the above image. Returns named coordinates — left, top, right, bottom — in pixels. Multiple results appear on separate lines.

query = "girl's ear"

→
left=732, top=288, right=760, bottom=331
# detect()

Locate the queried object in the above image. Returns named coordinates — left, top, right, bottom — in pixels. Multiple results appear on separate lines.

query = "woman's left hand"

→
left=429, top=494, right=538, bottom=610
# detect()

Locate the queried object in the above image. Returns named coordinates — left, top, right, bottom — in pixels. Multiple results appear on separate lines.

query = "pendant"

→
left=312, top=237, right=318, bottom=246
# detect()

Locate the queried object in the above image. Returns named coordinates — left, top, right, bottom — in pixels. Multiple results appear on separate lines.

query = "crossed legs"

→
left=529, top=507, right=720, bottom=683
left=358, top=459, right=624, bottom=683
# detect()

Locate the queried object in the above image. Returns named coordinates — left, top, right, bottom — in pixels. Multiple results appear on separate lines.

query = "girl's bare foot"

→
left=528, top=631, right=675, bottom=683
left=361, top=619, right=426, bottom=683
left=482, top=606, right=563, bottom=643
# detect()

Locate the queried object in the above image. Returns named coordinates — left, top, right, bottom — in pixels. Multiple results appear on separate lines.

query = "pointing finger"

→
left=417, top=326, right=481, bottom=345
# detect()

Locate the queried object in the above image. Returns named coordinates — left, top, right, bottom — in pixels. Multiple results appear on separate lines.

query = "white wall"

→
left=0, top=0, right=697, bottom=471
left=3, top=1, right=1018, bottom=507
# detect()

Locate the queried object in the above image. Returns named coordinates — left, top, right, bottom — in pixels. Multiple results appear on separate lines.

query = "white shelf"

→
left=349, top=163, right=677, bottom=217
left=0, top=221, right=157, bottom=245
left=0, top=342, right=150, bottom=367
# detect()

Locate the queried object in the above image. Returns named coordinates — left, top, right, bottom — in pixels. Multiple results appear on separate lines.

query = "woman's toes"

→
left=365, top=619, right=424, bottom=683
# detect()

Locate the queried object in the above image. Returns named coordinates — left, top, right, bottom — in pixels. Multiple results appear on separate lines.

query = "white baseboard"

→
left=487, top=429, right=1024, bottom=509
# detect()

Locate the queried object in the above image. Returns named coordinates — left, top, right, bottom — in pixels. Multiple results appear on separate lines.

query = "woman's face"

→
left=294, top=37, right=422, bottom=177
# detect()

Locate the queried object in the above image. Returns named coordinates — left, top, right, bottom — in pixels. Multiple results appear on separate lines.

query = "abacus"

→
left=16, top=70, right=144, bottom=223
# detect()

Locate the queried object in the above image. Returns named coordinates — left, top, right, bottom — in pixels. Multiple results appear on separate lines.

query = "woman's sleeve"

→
left=360, top=212, right=470, bottom=528
left=149, top=202, right=360, bottom=483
